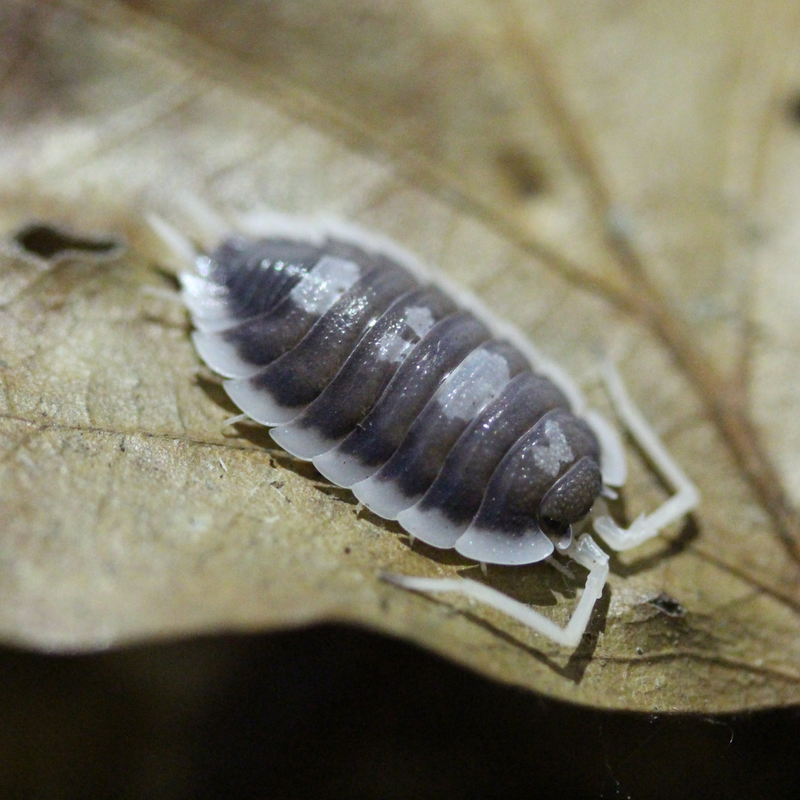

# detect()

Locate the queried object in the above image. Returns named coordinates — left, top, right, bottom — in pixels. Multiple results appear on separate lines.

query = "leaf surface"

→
left=2, top=0, right=800, bottom=711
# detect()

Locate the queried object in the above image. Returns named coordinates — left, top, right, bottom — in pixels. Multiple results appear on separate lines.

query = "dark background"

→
left=1, top=624, right=798, bottom=799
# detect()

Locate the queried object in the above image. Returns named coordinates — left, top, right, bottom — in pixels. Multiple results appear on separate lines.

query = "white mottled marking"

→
left=375, top=306, right=435, bottom=363
left=289, top=255, right=360, bottom=315
left=438, top=349, right=510, bottom=421
left=376, top=330, right=414, bottom=363
left=404, top=305, right=435, bottom=337
left=532, top=419, right=574, bottom=476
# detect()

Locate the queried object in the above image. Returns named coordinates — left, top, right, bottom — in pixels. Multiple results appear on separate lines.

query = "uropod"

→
left=150, top=202, right=699, bottom=649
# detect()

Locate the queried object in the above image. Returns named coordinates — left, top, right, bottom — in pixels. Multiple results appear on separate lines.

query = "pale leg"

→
left=593, top=361, right=700, bottom=551
left=382, top=534, right=609, bottom=648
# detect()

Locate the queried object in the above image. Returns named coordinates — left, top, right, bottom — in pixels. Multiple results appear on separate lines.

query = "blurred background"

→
left=1, top=624, right=798, bottom=799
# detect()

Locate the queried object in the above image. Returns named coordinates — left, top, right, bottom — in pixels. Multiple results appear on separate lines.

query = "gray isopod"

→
left=151, top=204, right=699, bottom=648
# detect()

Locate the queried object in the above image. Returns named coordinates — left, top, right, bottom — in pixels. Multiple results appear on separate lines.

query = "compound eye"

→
left=538, top=456, right=603, bottom=530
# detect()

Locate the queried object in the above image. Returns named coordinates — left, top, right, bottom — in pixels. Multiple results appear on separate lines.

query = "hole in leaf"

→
left=12, top=223, right=123, bottom=262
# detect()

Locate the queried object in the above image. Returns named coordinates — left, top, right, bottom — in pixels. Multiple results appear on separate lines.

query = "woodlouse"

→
left=150, top=204, right=699, bottom=648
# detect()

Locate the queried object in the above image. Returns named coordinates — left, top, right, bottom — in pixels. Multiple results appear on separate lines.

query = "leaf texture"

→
left=2, top=0, right=800, bottom=711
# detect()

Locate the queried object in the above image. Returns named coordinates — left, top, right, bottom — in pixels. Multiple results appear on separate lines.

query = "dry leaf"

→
left=2, top=0, right=800, bottom=712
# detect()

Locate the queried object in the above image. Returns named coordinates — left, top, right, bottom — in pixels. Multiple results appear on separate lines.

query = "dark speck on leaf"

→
left=649, top=592, right=686, bottom=618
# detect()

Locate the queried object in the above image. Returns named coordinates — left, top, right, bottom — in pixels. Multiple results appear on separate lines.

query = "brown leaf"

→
left=2, top=0, right=800, bottom=712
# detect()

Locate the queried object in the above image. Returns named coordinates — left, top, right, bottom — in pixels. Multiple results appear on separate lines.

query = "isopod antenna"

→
left=592, top=360, right=700, bottom=551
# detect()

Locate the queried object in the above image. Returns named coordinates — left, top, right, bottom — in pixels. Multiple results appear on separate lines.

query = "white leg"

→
left=545, top=554, right=574, bottom=580
left=223, top=413, right=250, bottom=427
left=381, top=534, right=609, bottom=648
left=593, top=361, right=700, bottom=551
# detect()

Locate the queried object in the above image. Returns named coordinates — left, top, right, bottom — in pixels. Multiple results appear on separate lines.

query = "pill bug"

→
left=151, top=206, right=699, bottom=648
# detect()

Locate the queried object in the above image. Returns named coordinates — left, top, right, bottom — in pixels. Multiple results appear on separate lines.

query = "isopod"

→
left=150, top=203, right=699, bottom=648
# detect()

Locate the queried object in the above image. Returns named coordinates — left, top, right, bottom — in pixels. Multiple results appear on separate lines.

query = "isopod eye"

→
left=537, top=456, right=603, bottom=534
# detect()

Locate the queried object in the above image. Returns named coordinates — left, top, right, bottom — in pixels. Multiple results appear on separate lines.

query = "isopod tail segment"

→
left=385, top=361, right=700, bottom=648
left=147, top=198, right=699, bottom=651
